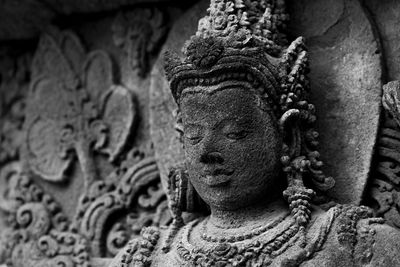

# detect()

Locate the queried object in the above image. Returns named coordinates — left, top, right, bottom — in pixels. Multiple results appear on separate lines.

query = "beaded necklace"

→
left=200, top=211, right=290, bottom=243
left=177, top=213, right=302, bottom=266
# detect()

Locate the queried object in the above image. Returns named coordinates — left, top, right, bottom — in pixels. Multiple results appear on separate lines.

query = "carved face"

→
left=180, top=85, right=282, bottom=211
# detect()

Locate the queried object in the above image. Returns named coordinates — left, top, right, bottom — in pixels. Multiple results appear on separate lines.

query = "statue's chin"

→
left=200, top=193, right=253, bottom=212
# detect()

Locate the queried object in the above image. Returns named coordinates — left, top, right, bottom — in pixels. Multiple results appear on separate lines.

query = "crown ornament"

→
left=195, top=0, right=288, bottom=51
left=164, top=0, right=312, bottom=120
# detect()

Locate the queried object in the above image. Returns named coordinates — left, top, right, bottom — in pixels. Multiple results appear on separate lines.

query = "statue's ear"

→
left=279, top=109, right=302, bottom=159
left=173, top=108, right=184, bottom=144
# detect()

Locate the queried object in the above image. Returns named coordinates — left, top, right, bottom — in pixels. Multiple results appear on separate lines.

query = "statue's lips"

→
left=200, top=168, right=234, bottom=187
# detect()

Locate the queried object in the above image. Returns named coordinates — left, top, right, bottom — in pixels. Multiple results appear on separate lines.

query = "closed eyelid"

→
left=220, top=120, right=253, bottom=131
left=184, top=125, right=204, bottom=145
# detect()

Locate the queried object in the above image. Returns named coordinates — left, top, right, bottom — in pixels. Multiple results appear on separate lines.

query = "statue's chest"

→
left=163, top=220, right=305, bottom=267
left=153, top=242, right=308, bottom=267
left=156, top=210, right=343, bottom=267
left=151, top=243, right=353, bottom=267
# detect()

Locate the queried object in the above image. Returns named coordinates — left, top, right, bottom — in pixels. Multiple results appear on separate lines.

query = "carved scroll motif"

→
left=0, top=156, right=170, bottom=267
left=82, top=155, right=170, bottom=257
left=0, top=163, right=90, bottom=267
left=112, top=8, right=168, bottom=77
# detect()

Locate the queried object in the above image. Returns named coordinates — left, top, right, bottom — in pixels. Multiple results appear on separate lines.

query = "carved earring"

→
left=280, top=108, right=315, bottom=247
left=167, top=165, right=206, bottom=213
left=162, top=166, right=207, bottom=253
left=281, top=153, right=315, bottom=248
left=162, top=167, right=185, bottom=253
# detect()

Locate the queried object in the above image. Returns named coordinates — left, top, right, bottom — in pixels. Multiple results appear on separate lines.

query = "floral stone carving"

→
left=25, top=30, right=136, bottom=183
left=23, top=30, right=137, bottom=229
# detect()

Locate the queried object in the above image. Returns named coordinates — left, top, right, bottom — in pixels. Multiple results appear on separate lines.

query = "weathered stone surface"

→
left=288, top=0, right=382, bottom=204
left=0, top=0, right=192, bottom=40
left=0, top=0, right=55, bottom=40
left=365, top=0, right=400, bottom=82
left=150, top=0, right=382, bottom=205
left=38, top=0, right=172, bottom=14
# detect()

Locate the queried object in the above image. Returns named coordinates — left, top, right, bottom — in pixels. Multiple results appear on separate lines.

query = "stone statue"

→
left=110, top=0, right=400, bottom=266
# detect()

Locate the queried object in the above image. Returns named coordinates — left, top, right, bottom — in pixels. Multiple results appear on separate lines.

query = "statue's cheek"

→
left=184, top=145, right=199, bottom=162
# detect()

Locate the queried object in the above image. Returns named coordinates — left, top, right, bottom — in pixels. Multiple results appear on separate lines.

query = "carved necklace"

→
left=200, top=211, right=290, bottom=243
left=177, top=214, right=301, bottom=266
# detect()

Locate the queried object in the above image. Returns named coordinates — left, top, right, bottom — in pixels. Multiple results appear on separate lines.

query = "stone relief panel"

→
left=0, top=4, right=176, bottom=266
left=4, top=0, right=400, bottom=266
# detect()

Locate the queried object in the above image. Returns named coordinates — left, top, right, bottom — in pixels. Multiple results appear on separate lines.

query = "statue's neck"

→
left=208, top=198, right=287, bottom=229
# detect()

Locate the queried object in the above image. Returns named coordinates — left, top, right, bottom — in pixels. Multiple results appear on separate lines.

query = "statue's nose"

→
left=200, top=151, right=224, bottom=164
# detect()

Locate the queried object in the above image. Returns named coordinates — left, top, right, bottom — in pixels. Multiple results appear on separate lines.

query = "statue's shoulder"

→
left=309, top=204, right=400, bottom=267
left=107, top=224, right=189, bottom=267
left=358, top=217, right=400, bottom=266
left=108, top=226, right=161, bottom=267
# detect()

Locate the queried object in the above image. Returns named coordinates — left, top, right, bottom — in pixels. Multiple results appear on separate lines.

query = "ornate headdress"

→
left=162, top=0, right=335, bottom=251
left=165, top=0, right=302, bottom=117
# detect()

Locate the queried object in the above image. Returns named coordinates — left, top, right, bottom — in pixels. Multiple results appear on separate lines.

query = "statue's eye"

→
left=184, top=125, right=204, bottom=145
left=185, top=134, right=203, bottom=145
left=225, top=130, right=248, bottom=140
left=222, top=122, right=250, bottom=140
